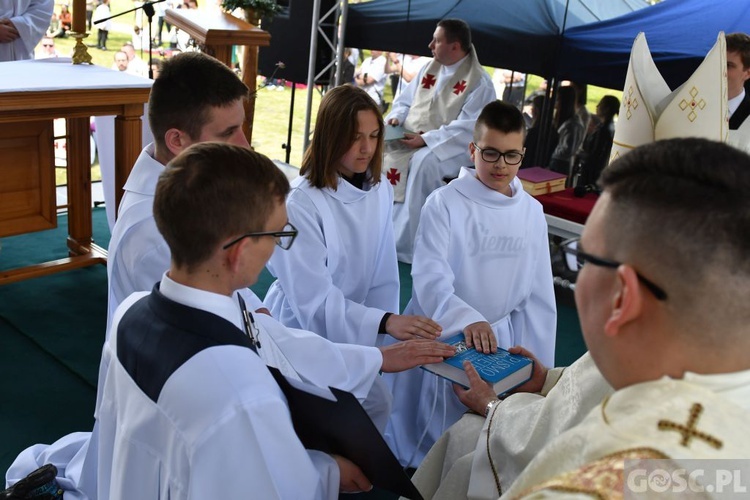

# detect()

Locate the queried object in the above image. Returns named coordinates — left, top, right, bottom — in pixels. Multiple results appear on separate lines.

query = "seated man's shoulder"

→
left=518, top=448, right=667, bottom=499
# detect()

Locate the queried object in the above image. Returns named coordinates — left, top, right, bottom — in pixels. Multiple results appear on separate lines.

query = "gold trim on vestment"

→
left=515, top=448, right=669, bottom=500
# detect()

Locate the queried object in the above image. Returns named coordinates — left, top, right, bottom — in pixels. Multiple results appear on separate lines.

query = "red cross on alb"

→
left=387, top=168, right=401, bottom=185
left=453, top=80, right=467, bottom=95
left=421, top=73, right=437, bottom=89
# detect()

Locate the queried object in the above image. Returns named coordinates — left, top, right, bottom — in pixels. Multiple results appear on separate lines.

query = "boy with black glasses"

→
left=385, top=100, right=556, bottom=468
left=96, top=143, right=455, bottom=498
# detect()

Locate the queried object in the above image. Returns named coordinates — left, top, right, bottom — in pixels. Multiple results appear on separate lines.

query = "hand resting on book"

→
left=379, top=339, right=456, bottom=373
left=463, top=320, right=498, bottom=354
left=385, top=313, right=442, bottom=341
left=452, top=345, right=549, bottom=414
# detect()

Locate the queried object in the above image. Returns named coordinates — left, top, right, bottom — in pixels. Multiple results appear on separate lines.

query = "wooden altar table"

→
left=0, top=58, right=152, bottom=285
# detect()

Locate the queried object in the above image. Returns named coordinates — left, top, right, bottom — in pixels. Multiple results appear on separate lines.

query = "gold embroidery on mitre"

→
left=624, top=86, right=639, bottom=120
left=678, top=86, right=707, bottom=123
left=657, top=403, right=723, bottom=449
left=515, top=448, right=669, bottom=500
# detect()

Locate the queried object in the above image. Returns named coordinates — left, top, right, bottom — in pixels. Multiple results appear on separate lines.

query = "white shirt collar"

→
left=440, top=53, right=469, bottom=76
left=454, top=166, right=522, bottom=208
left=159, top=272, right=244, bottom=331
left=123, top=143, right=162, bottom=196
left=729, top=88, right=746, bottom=117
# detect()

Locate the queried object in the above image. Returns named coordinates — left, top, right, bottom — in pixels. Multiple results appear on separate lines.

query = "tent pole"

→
left=334, top=0, right=348, bottom=86
left=303, top=0, right=323, bottom=153
left=538, top=77, right=558, bottom=168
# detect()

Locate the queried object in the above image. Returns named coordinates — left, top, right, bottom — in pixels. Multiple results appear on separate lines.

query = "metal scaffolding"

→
left=303, top=0, right=349, bottom=152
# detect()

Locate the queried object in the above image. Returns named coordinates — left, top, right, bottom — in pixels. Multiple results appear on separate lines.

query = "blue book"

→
left=421, top=333, right=534, bottom=395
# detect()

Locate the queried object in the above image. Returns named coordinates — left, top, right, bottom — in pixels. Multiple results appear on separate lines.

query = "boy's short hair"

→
left=473, top=100, right=525, bottom=142
left=154, top=143, right=290, bottom=272
left=148, top=53, right=248, bottom=152
left=726, top=32, right=750, bottom=69
left=300, top=84, right=384, bottom=190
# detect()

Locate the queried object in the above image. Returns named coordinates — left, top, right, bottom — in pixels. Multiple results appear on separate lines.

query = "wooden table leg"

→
left=114, top=104, right=144, bottom=216
left=66, top=117, right=92, bottom=256
left=242, top=45, right=259, bottom=146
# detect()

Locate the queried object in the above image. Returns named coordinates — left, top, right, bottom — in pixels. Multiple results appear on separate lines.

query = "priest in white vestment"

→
left=409, top=138, right=750, bottom=499
left=384, top=18, right=495, bottom=263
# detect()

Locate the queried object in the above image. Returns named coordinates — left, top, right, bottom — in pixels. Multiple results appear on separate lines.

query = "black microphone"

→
left=574, top=184, right=600, bottom=198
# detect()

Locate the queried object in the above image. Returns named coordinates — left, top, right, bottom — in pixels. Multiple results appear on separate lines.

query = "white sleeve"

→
left=411, top=191, right=486, bottom=334
left=267, top=191, right=386, bottom=345
left=255, top=314, right=382, bottom=403
left=10, top=0, right=53, bottom=57
left=189, top=396, right=339, bottom=499
left=367, top=56, right=386, bottom=81
left=111, top=216, right=171, bottom=308
left=386, top=64, right=422, bottom=124
left=508, top=213, right=557, bottom=367
left=361, top=181, right=400, bottom=314
left=470, top=353, right=611, bottom=497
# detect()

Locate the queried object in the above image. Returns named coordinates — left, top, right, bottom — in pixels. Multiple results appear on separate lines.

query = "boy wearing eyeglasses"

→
left=384, top=100, right=556, bottom=467
left=91, top=143, right=455, bottom=499
left=94, top=143, right=352, bottom=498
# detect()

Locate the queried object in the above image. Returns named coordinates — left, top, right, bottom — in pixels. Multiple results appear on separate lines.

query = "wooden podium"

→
left=166, top=8, right=271, bottom=145
left=0, top=59, right=151, bottom=285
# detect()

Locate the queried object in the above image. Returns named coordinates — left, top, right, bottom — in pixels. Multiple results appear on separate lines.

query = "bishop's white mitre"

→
left=611, top=32, right=728, bottom=163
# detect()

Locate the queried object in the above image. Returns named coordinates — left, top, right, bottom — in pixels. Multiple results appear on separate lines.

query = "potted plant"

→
left=221, top=0, right=282, bottom=26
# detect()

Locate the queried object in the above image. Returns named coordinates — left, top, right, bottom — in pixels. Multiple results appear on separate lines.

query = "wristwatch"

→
left=484, top=398, right=501, bottom=417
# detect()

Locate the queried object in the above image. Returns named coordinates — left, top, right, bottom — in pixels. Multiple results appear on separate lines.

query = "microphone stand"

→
left=94, top=0, right=166, bottom=79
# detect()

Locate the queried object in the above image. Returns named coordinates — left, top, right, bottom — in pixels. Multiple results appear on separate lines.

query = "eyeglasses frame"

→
left=560, top=237, right=667, bottom=301
left=471, top=142, right=525, bottom=166
left=222, top=222, right=298, bottom=251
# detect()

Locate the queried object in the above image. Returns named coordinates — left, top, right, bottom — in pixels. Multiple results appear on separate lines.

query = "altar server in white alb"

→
left=0, top=0, right=53, bottom=61
left=106, top=52, right=267, bottom=333
left=265, top=84, right=442, bottom=349
left=384, top=18, right=496, bottom=263
left=384, top=101, right=556, bottom=468
left=96, top=143, right=373, bottom=498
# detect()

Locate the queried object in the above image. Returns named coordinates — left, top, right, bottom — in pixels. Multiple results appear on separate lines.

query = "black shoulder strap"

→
left=117, top=285, right=255, bottom=402
left=729, top=93, right=750, bottom=130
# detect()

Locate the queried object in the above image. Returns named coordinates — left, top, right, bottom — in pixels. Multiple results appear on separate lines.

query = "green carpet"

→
left=0, top=206, right=587, bottom=483
left=0, top=209, right=111, bottom=474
